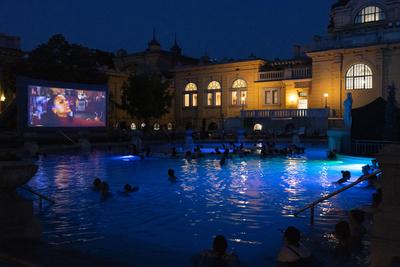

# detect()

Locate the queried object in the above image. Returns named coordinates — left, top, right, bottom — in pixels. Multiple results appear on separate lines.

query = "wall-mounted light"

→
left=289, top=94, right=297, bottom=104
left=324, top=93, right=329, bottom=108
left=0, top=93, right=5, bottom=102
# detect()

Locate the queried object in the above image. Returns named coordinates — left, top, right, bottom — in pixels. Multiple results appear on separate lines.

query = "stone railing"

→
left=241, top=108, right=329, bottom=119
left=258, top=66, right=311, bottom=81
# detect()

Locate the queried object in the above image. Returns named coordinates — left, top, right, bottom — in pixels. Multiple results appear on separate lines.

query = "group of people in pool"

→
left=192, top=226, right=314, bottom=266
left=92, top=169, right=178, bottom=198
left=193, top=209, right=386, bottom=267
left=93, top=177, right=139, bottom=198
left=172, top=142, right=306, bottom=168
left=334, top=159, right=380, bottom=186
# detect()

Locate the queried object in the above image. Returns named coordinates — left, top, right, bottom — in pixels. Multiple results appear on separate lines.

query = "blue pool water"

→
left=27, top=148, right=374, bottom=266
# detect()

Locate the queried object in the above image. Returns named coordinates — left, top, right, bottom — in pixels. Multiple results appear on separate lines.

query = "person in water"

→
left=93, top=177, right=102, bottom=190
left=277, top=226, right=311, bottom=265
left=124, top=184, right=139, bottom=193
left=193, top=235, right=240, bottom=267
left=168, top=169, right=177, bottom=182
left=335, top=171, right=351, bottom=184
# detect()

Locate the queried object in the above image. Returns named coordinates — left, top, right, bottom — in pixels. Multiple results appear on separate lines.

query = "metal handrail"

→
left=20, top=185, right=55, bottom=209
left=293, top=170, right=382, bottom=224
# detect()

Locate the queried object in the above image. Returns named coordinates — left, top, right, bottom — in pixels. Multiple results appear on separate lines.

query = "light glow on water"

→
left=27, top=150, right=374, bottom=266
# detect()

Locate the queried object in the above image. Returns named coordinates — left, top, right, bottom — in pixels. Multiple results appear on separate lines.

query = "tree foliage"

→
left=5, top=34, right=114, bottom=94
left=120, top=73, right=172, bottom=122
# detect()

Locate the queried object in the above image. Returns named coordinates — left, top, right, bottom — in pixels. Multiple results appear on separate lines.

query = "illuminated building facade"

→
left=172, top=0, right=400, bottom=134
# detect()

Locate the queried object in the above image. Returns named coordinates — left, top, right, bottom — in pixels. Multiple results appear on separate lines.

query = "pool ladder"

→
left=293, top=170, right=382, bottom=225
left=20, top=185, right=55, bottom=209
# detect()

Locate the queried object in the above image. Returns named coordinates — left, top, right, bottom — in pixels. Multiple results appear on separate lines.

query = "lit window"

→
left=273, top=90, right=279, bottom=104
left=232, top=79, right=247, bottom=106
left=206, top=81, right=222, bottom=107
left=141, top=122, right=146, bottom=128
left=265, top=91, right=272, bottom=104
left=232, top=79, right=247, bottom=88
left=265, top=89, right=280, bottom=105
left=231, top=91, right=238, bottom=105
left=207, top=93, right=213, bottom=106
left=207, top=81, right=221, bottom=90
left=215, top=92, right=221, bottom=106
left=346, top=64, right=373, bottom=90
left=185, top=82, right=197, bottom=91
left=192, top=94, right=198, bottom=107
left=184, top=94, right=190, bottom=107
left=154, top=123, right=160, bottom=131
left=130, top=123, right=137, bottom=130
left=240, top=91, right=247, bottom=105
left=355, top=6, right=385, bottom=24
left=183, top=82, right=198, bottom=108
left=167, top=123, right=173, bottom=130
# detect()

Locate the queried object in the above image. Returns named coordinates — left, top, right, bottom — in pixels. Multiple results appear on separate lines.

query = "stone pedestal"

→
left=327, top=128, right=351, bottom=154
left=0, top=193, right=41, bottom=242
left=0, top=161, right=41, bottom=243
left=372, top=145, right=400, bottom=267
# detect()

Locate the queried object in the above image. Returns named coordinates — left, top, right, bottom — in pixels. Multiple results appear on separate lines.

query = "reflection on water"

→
left=27, top=151, right=373, bottom=266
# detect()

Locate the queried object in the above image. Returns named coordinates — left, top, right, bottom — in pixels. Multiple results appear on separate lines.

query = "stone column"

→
left=372, top=144, right=400, bottom=267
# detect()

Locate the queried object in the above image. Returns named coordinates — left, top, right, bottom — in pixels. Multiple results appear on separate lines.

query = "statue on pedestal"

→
left=343, top=93, right=353, bottom=129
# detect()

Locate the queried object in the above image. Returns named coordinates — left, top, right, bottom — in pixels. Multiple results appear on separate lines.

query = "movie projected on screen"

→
left=28, top=85, right=106, bottom=127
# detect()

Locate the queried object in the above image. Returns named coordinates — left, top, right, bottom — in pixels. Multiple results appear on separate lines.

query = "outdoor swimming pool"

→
left=26, top=147, right=374, bottom=266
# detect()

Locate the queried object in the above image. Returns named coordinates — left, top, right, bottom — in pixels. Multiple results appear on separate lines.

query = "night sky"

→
left=1, top=0, right=336, bottom=59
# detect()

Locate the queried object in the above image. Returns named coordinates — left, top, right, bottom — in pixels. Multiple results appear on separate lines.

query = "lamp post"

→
left=241, top=94, right=246, bottom=129
left=0, top=93, right=5, bottom=113
left=324, top=93, right=329, bottom=108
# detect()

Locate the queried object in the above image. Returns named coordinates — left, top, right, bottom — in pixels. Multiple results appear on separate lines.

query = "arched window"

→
left=231, top=79, right=247, bottom=106
left=206, top=81, right=222, bottom=106
left=154, top=123, right=160, bottom=131
left=355, top=6, right=385, bottom=24
left=232, top=79, right=247, bottom=89
left=345, top=64, right=373, bottom=90
left=183, top=82, right=198, bottom=107
left=130, top=122, right=137, bottom=130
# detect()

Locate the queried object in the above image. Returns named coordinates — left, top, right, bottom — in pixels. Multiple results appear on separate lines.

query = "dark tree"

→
left=5, top=34, right=114, bottom=93
left=384, top=84, right=399, bottom=141
left=120, top=73, right=172, bottom=123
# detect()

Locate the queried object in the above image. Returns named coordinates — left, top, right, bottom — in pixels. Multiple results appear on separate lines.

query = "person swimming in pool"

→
left=124, top=184, right=139, bottom=193
left=168, top=169, right=177, bottom=182
left=335, top=171, right=351, bottom=184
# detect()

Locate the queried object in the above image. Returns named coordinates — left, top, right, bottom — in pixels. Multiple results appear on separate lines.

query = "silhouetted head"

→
left=284, top=226, right=301, bottom=246
left=213, top=235, right=228, bottom=255
left=341, top=171, right=351, bottom=179
left=335, top=221, right=351, bottom=242
left=168, top=169, right=175, bottom=177
left=93, top=178, right=101, bottom=187
left=124, top=184, right=132, bottom=192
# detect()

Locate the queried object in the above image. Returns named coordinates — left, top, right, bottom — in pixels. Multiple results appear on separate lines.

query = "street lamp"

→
left=324, top=93, right=329, bottom=108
